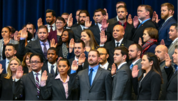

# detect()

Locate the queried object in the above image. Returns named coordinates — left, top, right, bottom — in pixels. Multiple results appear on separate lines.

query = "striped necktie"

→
left=35, top=73, right=40, bottom=98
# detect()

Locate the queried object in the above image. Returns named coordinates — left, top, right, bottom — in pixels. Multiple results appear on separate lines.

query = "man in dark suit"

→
left=18, top=25, right=50, bottom=61
left=132, top=5, right=156, bottom=43
left=0, top=44, right=17, bottom=74
left=100, top=25, right=134, bottom=64
left=26, top=23, right=36, bottom=42
left=71, top=50, right=112, bottom=100
left=164, top=45, right=178, bottom=100
left=108, top=1, right=126, bottom=25
left=43, top=47, right=58, bottom=76
left=14, top=54, right=53, bottom=100
left=97, top=47, right=111, bottom=71
left=107, top=6, right=134, bottom=41
left=155, top=45, right=168, bottom=100
left=154, top=3, right=176, bottom=47
left=61, top=13, right=69, bottom=25
left=72, top=9, right=81, bottom=27
left=111, top=46, right=131, bottom=100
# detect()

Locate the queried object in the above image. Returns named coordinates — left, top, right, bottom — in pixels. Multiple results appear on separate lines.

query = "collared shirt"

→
left=74, top=56, right=84, bottom=66
left=88, top=65, right=99, bottom=85
left=116, top=16, right=119, bottom=21
left=47, top=62, right=57, bottom=74
left=172, top=37, right=178, bottom=44
left=98, top=23, right=102, bottom=31
left=32, top=70, right=42, bottom=84
left=55, top=74, right=70, bottom=98
left=27, top=37, right=36, bottom=43
left=118, top=21, right=127, bottom=29
left=165, top=16, right=173, bottom=23
left=5, top=58, right=9, bottom=73
left=100, top=61, right=109, bottom=70
left=47, top=23, right=56, bottom=32
left=117, top=62, right=127, bottom=70
left=131, top=59, right=141, bottom=65
left=80, top=25, right=88, bottom=30
left=115, top=38, right=124, bottom=47
left=40, top=40, right=50, bottom=53
left=140, top=18, right=151, bottom=25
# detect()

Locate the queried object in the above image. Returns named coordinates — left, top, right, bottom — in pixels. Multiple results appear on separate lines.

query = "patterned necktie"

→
left=89, top=68, right=94, bottom=86
left=51, top=65, right=55, bottom=75
left=35, top=73, right=40, bottom=97
left=42, top=42, right=47, bottom=58
left=130, top=64, right=134, bottom=69
left=50, top=25, right=53, bottom=32
left=62, top=43, right=68, bottom=58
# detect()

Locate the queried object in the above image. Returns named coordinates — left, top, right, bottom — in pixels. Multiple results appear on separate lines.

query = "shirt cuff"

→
left=100, top=44, right=104, bottom=46
left=20, top=38, right=26, bottom=40
left=40, top=80, right=46, bottom=87
left=70, top=70, right=77, bottom=74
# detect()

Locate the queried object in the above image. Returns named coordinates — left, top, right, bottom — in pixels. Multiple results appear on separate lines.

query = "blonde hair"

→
left=4, top=58, right=21, bottom=79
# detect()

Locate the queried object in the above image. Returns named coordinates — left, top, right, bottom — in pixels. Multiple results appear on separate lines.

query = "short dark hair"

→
left=144, top=27, right=158, bottom=39
left=4, top=26, right=12, bottom=33
left=75, top=39, right=85, bottom=48
left=89, top=49, right=100, bottom=57
left=5, top=44, right=16, bottom=50
left=139, top=5, right=153, bottom=17
left=161, top=3, right=174, bottom=11
left=58, top=58, right=70, bottom=67
left=61, top=12, right=69, bottom=16
left=114, top=46, right=128, bottom=60
left=117, top=5, right=128, bottom=12
left=56, top=16, right=66, bottom=23
left=94, top=9, right=106, bottom=15
left=171, top=23, right=178, bottom=30
left=30, top=53, right=43, bottom=63
left=8, top=26, right=16, bottom=33
left=47, top=47, right=57, bottom=55
left=37, top=25, right=48, bottom=32
left=79, top=10, right=90, bottom=17
left=116, top=1, right=127, bottom=8
left=97, top=47, right=109, bottom=54
left=46, top=9, right=56, bottom=17
left=130, top=44, right=142, bottom=52
left=26, top=22, right=35, bottom=29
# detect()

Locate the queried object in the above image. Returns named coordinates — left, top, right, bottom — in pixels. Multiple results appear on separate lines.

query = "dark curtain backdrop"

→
left=0, top=0, right=177, bottom=36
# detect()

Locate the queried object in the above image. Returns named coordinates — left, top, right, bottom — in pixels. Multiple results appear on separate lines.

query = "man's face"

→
left=128, top=45, right=139, bottom=61
left=116, top=3, right=125, bottom=12
left=5, top=46, right=16, bottom=59
left=79, top=13, right=87, bottom=25
left=46, top=12, right=55, bottom=25
left=26, top=24, right=36, bottom=36
left=94, top=11, right=104, bottom=24
left=47, top=50, right=58, bottom=64
left=113, top=50, right=124, bottom=64
left=74, top=43, right=85, bottom=57
left=97, top=48, right=108, bottom=64
left=113, top=25, right=124, bottom=40
left=172, top=49, right=178, bottom=65
left=30, top=56, right=43, bottom=72
left=61, top=14, right=69, bottom=23
left=76, top=10, right=81, bottom=22
left=169, top=26, right=177, bottom=40
left=88, top=51, right=99, bottom=66
left=155, top=46, right=166, bottom=62
left=37, top=28, right=49, bottom=42
left=117, top=8, right=128, bottom=20
left=137, top=6, right=148, bottom=20
left=161, top=6, right=169, bottom=20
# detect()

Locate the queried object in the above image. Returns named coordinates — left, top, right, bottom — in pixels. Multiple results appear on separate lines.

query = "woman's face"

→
left=81, top=32, right=90, bottom=44
left=57, top=61, right=70, bottom=75
left=61, top=31, right=69, bottom=42
left=56, top=19, right=65, bottom=30
left=141, top=55, right=153, bottom=70
left=10, top=60, right=19, bottom=72
left=1, top=27, right=10, bottom=38
left=142, top=30, right=151, bottom=42
left=25, top=55, right=31, bottom=67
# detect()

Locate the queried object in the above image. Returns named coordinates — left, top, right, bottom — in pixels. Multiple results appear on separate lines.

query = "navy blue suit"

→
left=145, top=44, right=157, bottom=54
left=0, top=60, right=6, bottom=74
left=158, top=17, right=176, bottom=47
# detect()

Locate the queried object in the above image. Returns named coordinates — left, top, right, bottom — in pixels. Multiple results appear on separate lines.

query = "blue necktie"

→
left=130, top=64, right=134, bottom=69
left=89, top=68, right=94, bottom=86
left=137, top=23, right=142, bottom=28
left=174, top=65, right=178, bottom=74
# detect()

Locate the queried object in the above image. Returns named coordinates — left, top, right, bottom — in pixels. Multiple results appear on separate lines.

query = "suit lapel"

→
left=84, top=68, right=90, bottom=88
left=28, top=72, right=37, bottom=87
left=167, top=71, right=177, bottom=86
left=159, top=17, right=173, bottom=31
left=56, top=79, right=66, bottom=99
left=37, top=40, right=44, bottom=55
left=90, top=67, right=102, bottom=90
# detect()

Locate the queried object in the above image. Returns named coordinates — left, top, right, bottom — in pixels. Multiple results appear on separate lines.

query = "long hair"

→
left=4, top=58, right=21, bottom=79
left=58, top=29, right=75, bottom=46
left=82, top=29, right=98, bottom=50
left=22, top=52, right=33, bottom=67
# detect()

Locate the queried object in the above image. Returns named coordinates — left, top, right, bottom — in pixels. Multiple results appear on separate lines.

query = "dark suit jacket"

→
left=164, top=66, right=177, bottom=100
left=48, top=30, right=61, bottom=43
left=42, top=61, right=58, bottom=76
left=40, top=74, right=78, bottom=100
left=0, top=60, right=6, bottom=74
left=158, top=17, right=176, bottom=47
left=132, top=20, right=156, bottom=43
left=89, top=24, right=101, bottom=44
left=106, top=22, right=134, bottom=41
left=112, top=63, right=131, bottom=100
left=14, top=71, right=53, bottom=100
left=0, top=74, right=15, bottom=100
left=75, top=67, right=112, bottom=100
left=104, top=39, right=134, bottom=64
left=132, top=70, right=161, bottom=100
left=72, top=23, right=79, bottom=27
left=108, top=17, right=117, bottom=25
left=71, top=25, right=82, bottom=40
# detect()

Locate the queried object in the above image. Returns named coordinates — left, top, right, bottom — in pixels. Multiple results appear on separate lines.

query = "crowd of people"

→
left=0, top=1, right=177, bottom=100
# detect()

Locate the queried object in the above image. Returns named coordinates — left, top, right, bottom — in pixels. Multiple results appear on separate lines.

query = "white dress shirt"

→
left=47, top=23, right=56, bottom=32
left=47, top=62, right=57, bottom=74
left=117, top=62, right=127, bottom=70
left=115, top=38, right=123, bottom=47
left=98, top=23, right=102, bottom=31
left=100, top=61, right=109, bottom=70
left=131, top=59, right=141, bottom=66
left=5, top=58, right=10, bottom=73
left=80, top=25, right=88, bottom=30
left=32, top=70, right=42, bottom=84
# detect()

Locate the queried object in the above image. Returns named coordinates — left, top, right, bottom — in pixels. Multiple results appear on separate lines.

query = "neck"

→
left=85, top=42, right=90, bottom=47
left=57, top=28, right=63, bottom=32
left=60, top=74, right=68, bottom=82
left=90, top=63, right=99, bottom=68
left=115, top=37, right=123, bottom=42
left=119, top=19, right=126, bottom=24
left=49, top=61, right=56, bottom=65
left=75, top=56, right=79, bottom=59
left=41, top=39, right=48, bottom=43
left=165, top=15, right=172, bottom=20
left=116, top=61, right=125, bottom=66
left=132, top=57, right=140, bottom=63
left=101, top=61, right=107, bottom=66
left=50, top=22, right=55, bottom=26
left=12, top=72, right=16, bottom=77
left=3, top=37, right=10, bottom=40
left=172, top=37, right=178, bottom=41
left=34, top=69, right=41, bottom=73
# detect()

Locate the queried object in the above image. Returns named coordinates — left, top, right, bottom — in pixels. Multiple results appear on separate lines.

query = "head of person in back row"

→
left=155, top=45, right=168, bottom=64
left=37, top=25, right=49, bottom=42
left=61, top=12, right=69, bottom=25
left=137, top=5, right=153, bottom=22
left=93, top=9, right=106, bottom=24
left=169, top=24, right=178, bottom=42
left=46, top=9, right=56, bottom=25
left=75, top=9, right=81, bottom=23
left=115, top=1, right=127, bottom=13
left=161, top=3, right=174, bottom=21
left=113, top=25, right=125, bottom=42
left=88, top=49, right=100, bottom=67
left=78, top=10, right=90, bottom=26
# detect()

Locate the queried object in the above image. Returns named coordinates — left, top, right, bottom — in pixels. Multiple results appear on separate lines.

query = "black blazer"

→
left=104, top=39, right=134, bottom=64
left=0, top=74, right=15, bottom=100
left=164, top=66, right=177, bottom=100
left=71, top=25, right=82, bottom=40
left=40, top=74, right=78, bottom=100
left=132, top=20, right=156, bottom=43
left=108, top=17, right=117, bottom=25
left=132, top=70, right=162, bottom=100
left=42, top=61, right=58, bottom=76
left=106, top=22, right=134, bottom=42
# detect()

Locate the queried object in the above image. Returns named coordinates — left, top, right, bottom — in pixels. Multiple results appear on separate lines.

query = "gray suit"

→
left=0, top=39, right=18, bottom=60
left=112, top=63, right=132, bottom=100
left=76, top=67, right=112, bottom=100
left=168, top=39, right=178, bottom=61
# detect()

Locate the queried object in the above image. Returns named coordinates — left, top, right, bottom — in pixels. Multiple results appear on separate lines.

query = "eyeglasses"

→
left=30, top=61, right=41, bottom=64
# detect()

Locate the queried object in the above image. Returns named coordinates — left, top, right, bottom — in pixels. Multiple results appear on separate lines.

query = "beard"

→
left=161, top=13, right=169, bottom=20
left=47, top=20, right=53, bottom=25
left=89, top=60, right=98, bottom=66
left=78, top=20, right=85, bottom=25
left=118, top=16, right=126, bottom=20
left=129, top=56, right=137, bottom=61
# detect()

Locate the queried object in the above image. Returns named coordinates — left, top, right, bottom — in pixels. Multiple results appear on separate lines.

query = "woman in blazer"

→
left=0, top=27, right=19, bottom=60
left=0, top=57, right=22, bottom=100
left=132, top=53, right=162, bottom=100
left=40, top=58, right=78, bottom=100
left=22, top=52, right=33, bottom=73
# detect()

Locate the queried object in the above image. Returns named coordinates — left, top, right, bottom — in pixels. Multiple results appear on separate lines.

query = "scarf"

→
left=142, top=38, right=157, bottom=57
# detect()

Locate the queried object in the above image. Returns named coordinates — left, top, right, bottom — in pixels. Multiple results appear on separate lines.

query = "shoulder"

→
left=150, top=71, right=161, bottom=79
left=144, top=20, right=156, bottom=27
left=10, top=39, right=19, bottom=44
left=0, top=60, right=6, bottom=63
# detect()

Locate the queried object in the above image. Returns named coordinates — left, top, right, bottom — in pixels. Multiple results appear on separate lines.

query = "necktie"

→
left=42, top=42, right=47, bottom=58
left=116, top=42, right=120, bottom=47
left=51, top=65, right=55, bottom=75
left=174, top=65, right=178, bottom=74
left=130, top=64, right=134, bottom=69
left=50, top=25, right=53, bottom=32
left=89, top=68, right=94, bottom=86
left=35, top=73, right=40, bottom=97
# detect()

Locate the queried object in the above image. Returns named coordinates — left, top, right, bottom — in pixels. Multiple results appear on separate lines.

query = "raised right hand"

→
left=69, top=38, right=75, bottom=53
left=132, top=65, right=139, bottom=78
left=50, top=38, right=57, bottom=48
left=71, top=60, right=78, bottom=71
left=67, top=13, right=73, bottom=27
left=111, top=63, right=116, bottom=76
left=20, top=27, right=28, bottom=39
left=78, top=53, right=86, bottom=65
left=165, top=53, right=171, bottom=67
left=16, top=66, right=24, bottom=79
left=100, top=30, right=107, bottom=45
left=0, top=64, right=4, bottom=74
left=138, top=37, right=142, bottom=46
left=37, top=18, right=43, bottom=27
left=41, top=70, right=48, bottom=81
left=133, top=16, right=139, bottom=28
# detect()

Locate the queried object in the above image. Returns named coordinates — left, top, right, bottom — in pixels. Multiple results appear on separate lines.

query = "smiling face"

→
left=81, top=32, right=90, bottom=44
left=61, top=31, right=69, bottom=42
left=56, top=19, right=65, bottom=30
left=1, top=27, right=10, bottom=38
left=141, top=55, right=153, bottom=70
left=57, top=60, right=70, bottom=75
left=37, top=28, right=49, bottom=42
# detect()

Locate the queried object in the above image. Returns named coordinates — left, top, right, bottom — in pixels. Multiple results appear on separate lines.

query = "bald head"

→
left=113, top=25, right=125, bottom=41
left=155, top=45, right=168, bottom=62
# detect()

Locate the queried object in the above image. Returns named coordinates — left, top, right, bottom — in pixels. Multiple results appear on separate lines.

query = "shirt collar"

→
left=115, top=38, right=124, bottom=44
left=40, top=40, right=49, bottom=45
left=140, top=18, right=151, bottom=24
left=89, top=65, right=99, bottom=72
left=47, top=23, right=55, bottom=27
left=55, top=74, right=70, bottom=83
left=48, top=62, right=57, bottom=67
left=172, top=37, right=178, bottom=44
left=32, top=70, right=42, bottom=76
left=117, top=62, right=127, bottom=70
left=165, top=16, right=173, bottom=23
left=132, top=58, right=141, bottom=65
left=74, top=56, right=79, bottom=61
left=6, top=58, right=10, bottom=63
left=80, top=25, right=86, bottom=30
left=116, top=16, right=119, bottom=21
left=100, top=61, right=109, bottom=69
